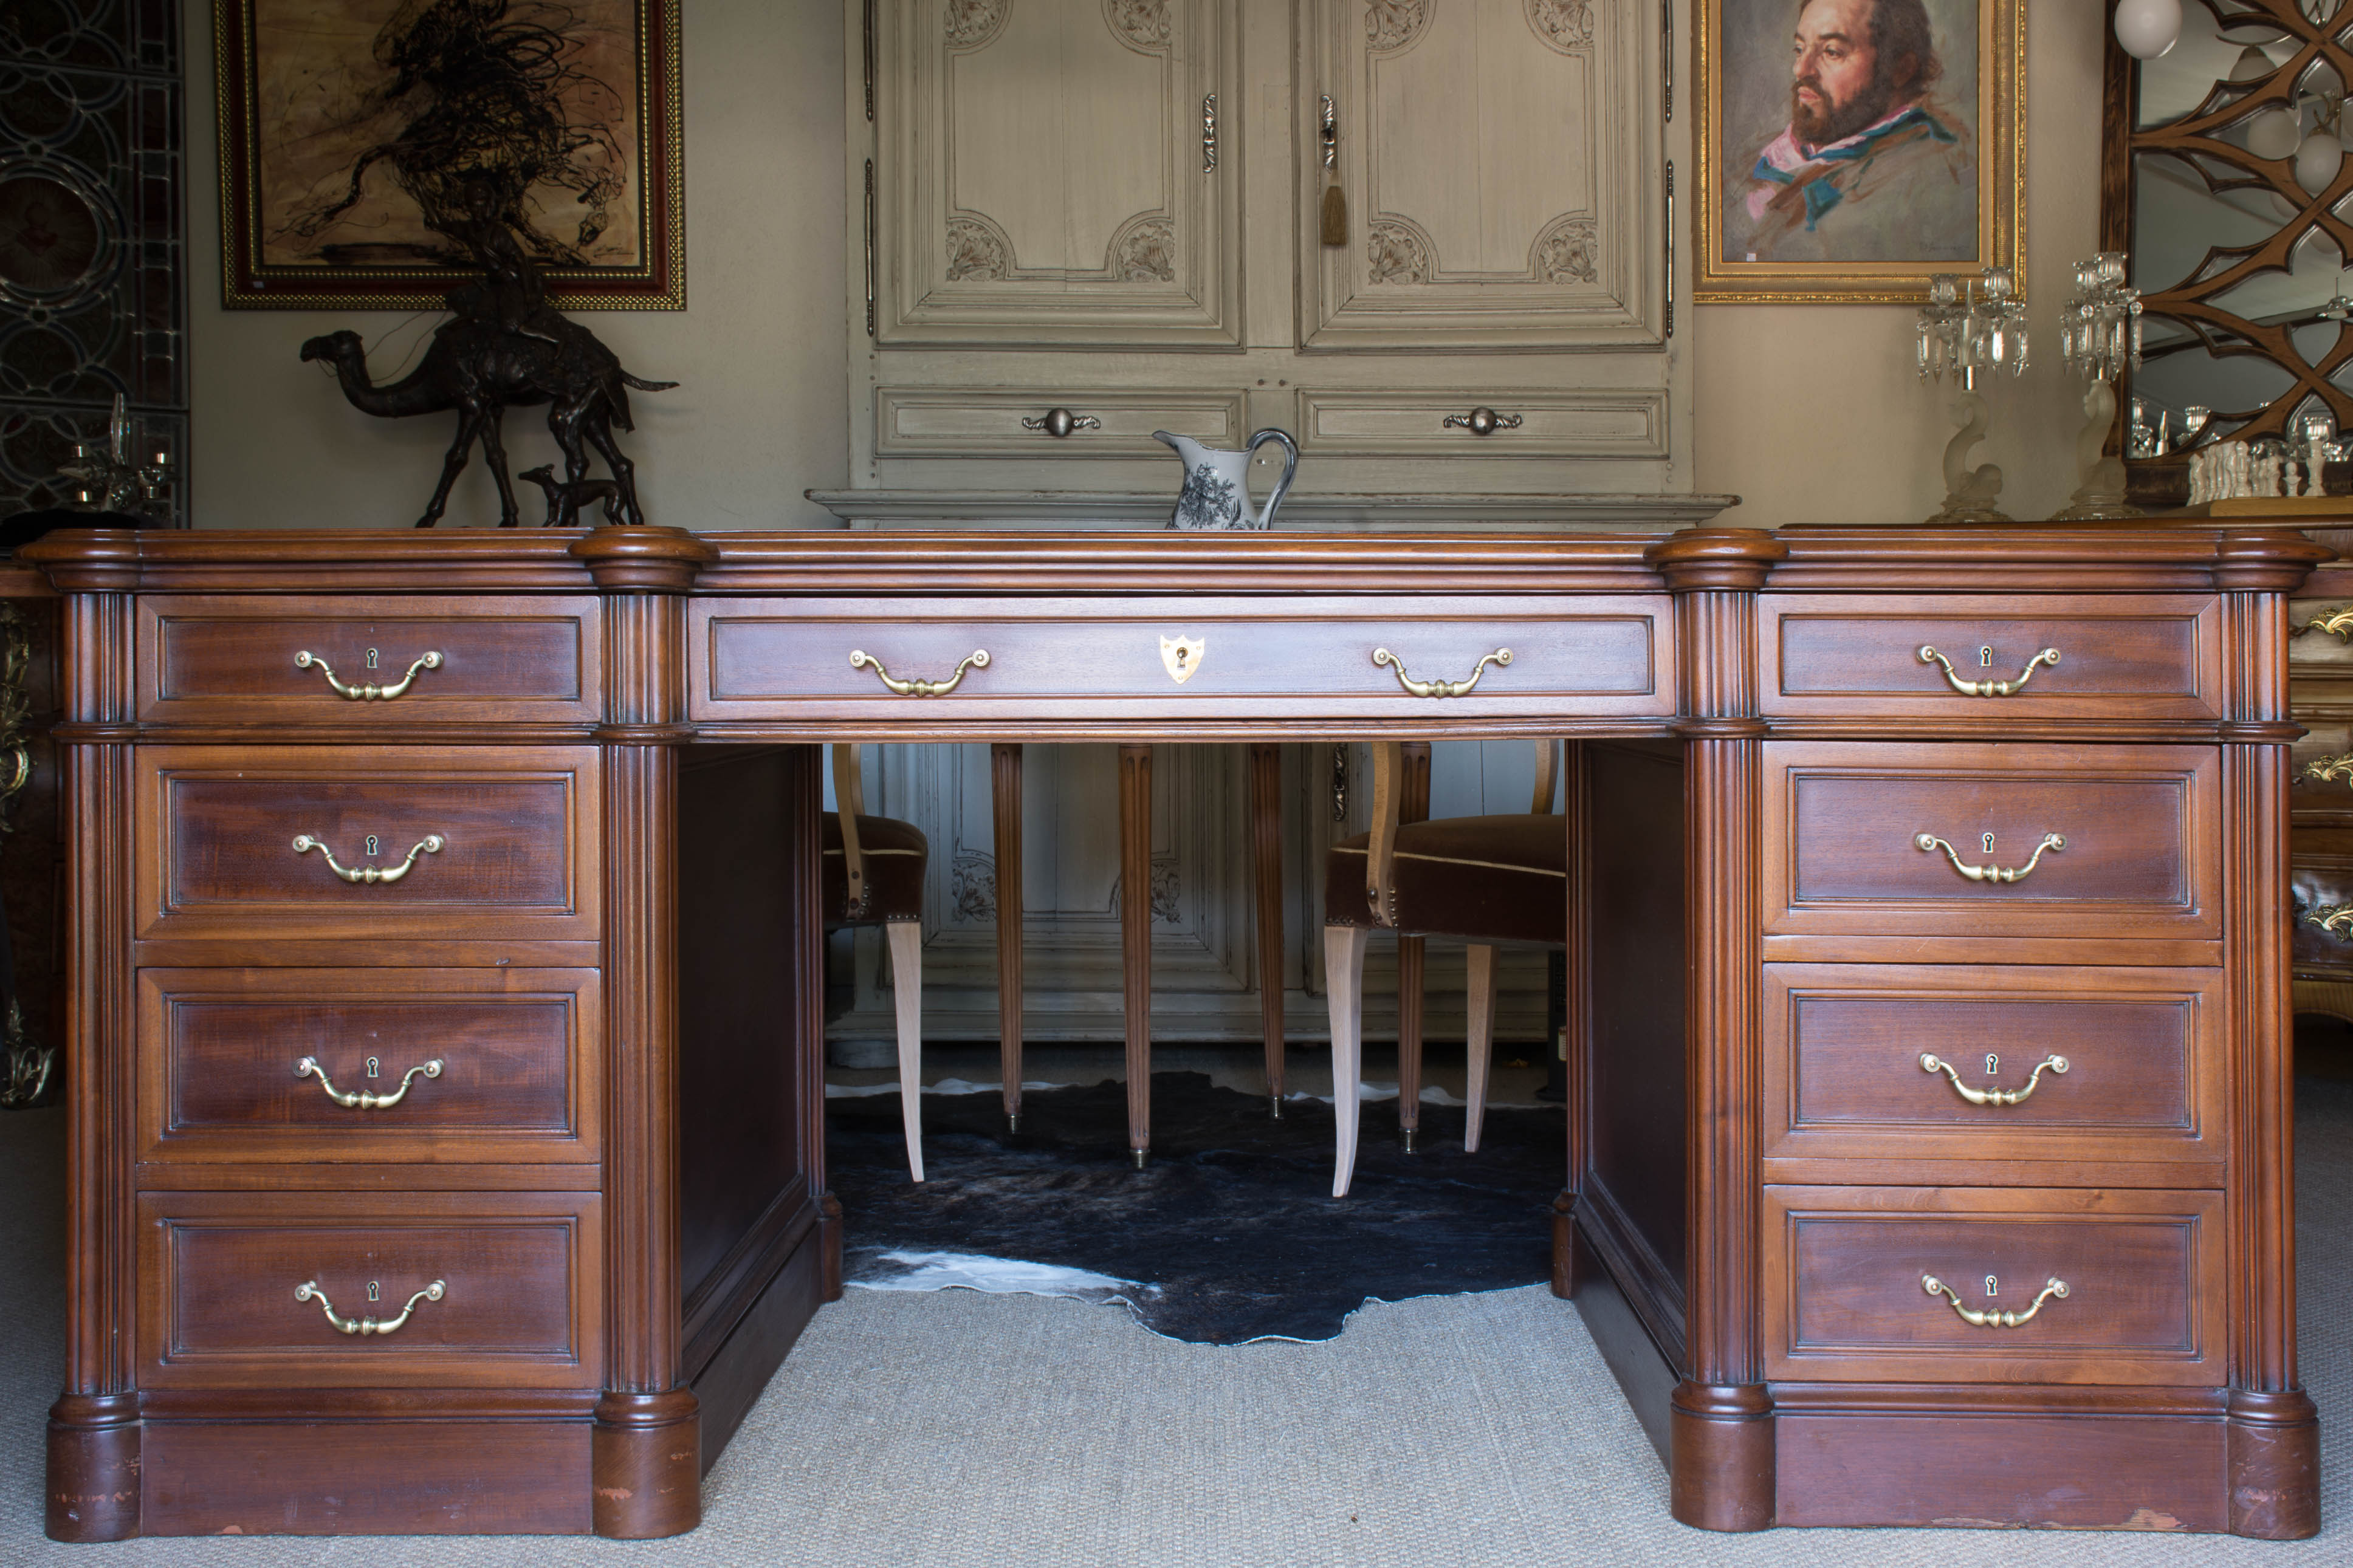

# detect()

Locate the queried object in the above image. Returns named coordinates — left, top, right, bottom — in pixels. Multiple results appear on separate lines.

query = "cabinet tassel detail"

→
left=1319, top=94, right=1347, bottom=245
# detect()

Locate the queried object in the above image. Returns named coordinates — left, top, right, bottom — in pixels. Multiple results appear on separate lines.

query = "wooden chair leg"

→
left=1248, top=742, right=1284, bottom=1115
left=991, top=742, right=1024, bottom=1130
left=1118, top=743, right=1153, bottom=1166
left=1464, top=943, right=1497, bottom=1154
left=885, top=920, right=926, bottom=1182
left=1326, top=924, right=1370, bottom=1197
left=1395, top=742, right=1431, bottom=1149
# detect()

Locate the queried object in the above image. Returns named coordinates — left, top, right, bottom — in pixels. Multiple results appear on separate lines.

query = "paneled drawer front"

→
left=1291, top=389, right=1669, bottom=459
left=1761, top=595, right=2219, bottom=723
left=138, top=596, right=597, bottom=727
left=137, top=968, right=599, bottom=1166
left=1762, top=742, right=2220, bottom=943
left=139, top=1191, right=603, bottom=1389
left=136, top=746, right=599, bottom=945
left=1763, top=1186, right=2224, bottom=1386
left=874, top=388, right=1246, bottom=457
left=1761, top=964, right=2222, bottom=1169
left=690, top=595, right=1672, bottom=724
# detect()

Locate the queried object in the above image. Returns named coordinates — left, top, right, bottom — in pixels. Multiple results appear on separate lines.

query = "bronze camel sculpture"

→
left=301, top=317, right=675, bottom=527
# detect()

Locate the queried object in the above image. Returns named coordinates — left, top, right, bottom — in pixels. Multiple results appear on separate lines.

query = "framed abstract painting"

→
left=214, top=0, right=683, bottom=309
left=1695, top=0, right=2022, bottom=304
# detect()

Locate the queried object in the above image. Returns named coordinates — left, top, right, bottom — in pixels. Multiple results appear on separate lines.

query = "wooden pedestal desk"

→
left=23, top=524, right=2324, bottom=1541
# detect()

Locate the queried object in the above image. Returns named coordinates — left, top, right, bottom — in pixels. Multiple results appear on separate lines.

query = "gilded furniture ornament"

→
left=1372, top=646, right=1513, bottom=698
left=294, top=1279, right=446, bottom=1337
left=2304, top=903, right=2353, bottom=939
left=295, top=1056, right=444, bottom=1110
left=1914, top=831, right=2064, bottom=883
left=295, top=649, right=444, bottom=702
left=2300, top=607, right=2353, bottom=640
left=849, top=648, right=991, bottom=697
left=291, top=834, right=445, bottom=885
left=1922, top=1275, right=2070, bottom=1328
left=2304, top=754, right=2353, bottom=788
left=1918, top=644, right=2060, bottom=697
left=1526, top=0, right=1595, bottom=53
left=0, top=602, right=46, bottom=1111
left=1920, top=1052, right=2069, bottom=1106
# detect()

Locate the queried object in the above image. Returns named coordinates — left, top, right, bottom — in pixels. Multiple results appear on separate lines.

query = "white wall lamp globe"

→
left=2115, top=0, right=2183, bottom=60
left=2300, top=124, right=2345, bottom=192
left=2250, top=104, right=2306, bottom=159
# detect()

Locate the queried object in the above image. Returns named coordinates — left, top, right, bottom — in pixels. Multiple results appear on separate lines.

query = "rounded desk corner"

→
left=18, top=527, right=147, bottom=594
left=46, top=1391, right=140, bottom=1542
left=1644, top=530, right=1787, bottom=594
left=1669, top=1381, right=1776, bottom=1532
left=2227, top=1388, right=2321, bottom=1539
left=569, top=527, right=719, bottom=594
left=592, top=1388, right=703, bottom=1539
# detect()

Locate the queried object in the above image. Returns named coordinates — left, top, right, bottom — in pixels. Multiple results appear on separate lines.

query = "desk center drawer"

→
left=136, top=746, right=599, bottom=945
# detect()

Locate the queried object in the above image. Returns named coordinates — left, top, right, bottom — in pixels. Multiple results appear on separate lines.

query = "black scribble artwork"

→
left=275, top=0, right=628, bottom=267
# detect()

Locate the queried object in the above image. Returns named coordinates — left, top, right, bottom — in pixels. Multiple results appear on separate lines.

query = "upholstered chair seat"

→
left=1323, top=813, right=1568, bottom=947
left=820, top=812, right=929, bottom=924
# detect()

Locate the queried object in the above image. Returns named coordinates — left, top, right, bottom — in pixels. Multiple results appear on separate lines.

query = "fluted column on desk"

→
left=34, top=533, right=140, bottom=1542
left=2216, top=535, right=2326, bottom=1540
left=1393, top=742, right=1431, bottom=1148
left=573, top=527, right=716, bottom=1541
left=1647, top=529, right=1786, bottom=1535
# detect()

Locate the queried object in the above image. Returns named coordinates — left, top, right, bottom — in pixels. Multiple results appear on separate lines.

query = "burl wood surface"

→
left=13, top=524, right=2327, bottom=1543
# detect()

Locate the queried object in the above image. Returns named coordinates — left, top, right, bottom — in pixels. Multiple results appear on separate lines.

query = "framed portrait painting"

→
left=215, top=0, right=683, bottom=309
left=1695, top=0, right=2022, bottom=304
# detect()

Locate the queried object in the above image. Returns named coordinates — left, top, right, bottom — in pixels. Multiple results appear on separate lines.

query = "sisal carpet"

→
left=0, top=1080, right=2344, bottom=1563
left=830, top=1070, right=1561, bottom=1343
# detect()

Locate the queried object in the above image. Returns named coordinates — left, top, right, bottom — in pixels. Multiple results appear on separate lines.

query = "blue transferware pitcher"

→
left=1153, top=428, right=1299, bottom=530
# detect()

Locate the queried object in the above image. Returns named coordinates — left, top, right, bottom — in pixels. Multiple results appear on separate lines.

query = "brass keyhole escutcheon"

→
left=1985, top=1275, right=1999, bottom=1298
left=366, top=1280, right=380, bottom=1303
left=1160, top=635, right=1206, bottom=685
left=1979, top=645, right=1993, bottom=667
left=366, top=1056, right=380, bottom=1078
left=365, top=834, right=381, bottom=858
left=365, top=647, right=380, bottom=670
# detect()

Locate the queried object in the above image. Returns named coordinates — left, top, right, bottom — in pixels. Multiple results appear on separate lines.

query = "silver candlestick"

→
left=1918, top=267, right=2028, bottom=524
left=2052, top=252, right=2143, bottom=520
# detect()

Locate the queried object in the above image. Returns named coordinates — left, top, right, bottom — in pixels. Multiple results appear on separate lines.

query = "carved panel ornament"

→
left=946, top=0, right=1010, bottom=49
left=946, top=217, right=1009, bottom=281
left=951, top=848, right=997, bottom=922
left=1367, top=221, right=1430, bottom=284
left=1115, top=217, right=1176, bottom=282
left=1104, top=0, right=1171, bottom=49
left=1366, top=0, right=1429, bottom=53
left=1534, top=217, right=1599, bottom=283
left=1526, top=0, right=1594, bottom=52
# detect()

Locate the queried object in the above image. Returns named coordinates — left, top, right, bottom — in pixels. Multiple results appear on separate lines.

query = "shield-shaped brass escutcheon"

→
left=1160, top=635, right=1206, bottom=685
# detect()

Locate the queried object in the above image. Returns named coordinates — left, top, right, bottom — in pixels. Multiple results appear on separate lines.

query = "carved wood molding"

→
left=945, top=215, right=1011, bottom=281
left=1525, top=0, right=1594, bottom=53
left=1366, top=0, right=1429, bottom=54
left=1104, top=0, right=1172, bottom=50
left=946, top=0, right=1011, bottom=50
left=1112, top=214, right=1176, bottom=281
left=1534, top=214, right=1599, bottom=283
left=1367, top=219, right=1431, bottom=284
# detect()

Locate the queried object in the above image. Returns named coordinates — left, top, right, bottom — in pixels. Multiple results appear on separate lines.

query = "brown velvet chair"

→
left=825, top=744, right=931, bottom=1180
left=1322, top=739, right=1565, bottom=1197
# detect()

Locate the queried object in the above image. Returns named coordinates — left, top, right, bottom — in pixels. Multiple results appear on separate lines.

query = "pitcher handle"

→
left=1245, top=428, right=1300, bottom=530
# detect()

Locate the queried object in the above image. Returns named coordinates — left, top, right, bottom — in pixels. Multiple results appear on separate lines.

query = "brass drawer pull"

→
left=295, top=1055, right=443, bottom=1109
left=1443, top=406, right=1523, bottom=436
left=1921, top=1274, right=2068, bottom=1328
left=295, top=649, right=442, bottom=701
left=849, top=648, right=989, bottom=697
left=1920, top=1052, right=2067, bottom=1106
left=291, top=833, right=445, bottom=884
left=1918, top=644, right=2059, bottom=697
left=295, top=1278, right=445, bottom=1336
left=1372, top=646, right=1511, bottom=698
left=1915, top=832, right=2063, bottom=883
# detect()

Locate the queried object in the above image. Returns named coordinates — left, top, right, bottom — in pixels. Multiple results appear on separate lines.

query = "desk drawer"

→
left=136, top=746, right=599, bottom=945
left=1760, top=964, right=2223, bottom=1171
left=139, top=596, right=597, bottom=727
left=137, top=968, right=598, bottom=1166
left=138, top=1191, right=602, bottom=1389
left=1760, top=595, right=2219, bottom=724
left=689, top=595, right=1672, bottom=727
left=1762, top=1186, right=2224, bottom=1386
left=1762, top=742, right=2220, bottom=945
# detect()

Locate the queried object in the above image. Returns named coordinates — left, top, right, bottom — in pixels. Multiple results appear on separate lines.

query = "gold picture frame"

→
left=215, top=0, right=684, bottom=310
left=1695, top=0, right=2023, bottom=305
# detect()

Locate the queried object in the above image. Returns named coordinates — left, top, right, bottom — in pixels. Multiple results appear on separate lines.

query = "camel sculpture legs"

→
left=552, top=403, right=647, bottom=529
left=416, top=402, right=526, bottom=529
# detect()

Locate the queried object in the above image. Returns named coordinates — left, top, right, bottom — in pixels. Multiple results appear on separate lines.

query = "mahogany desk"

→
left=22, top=524, right=2324, bottom=1541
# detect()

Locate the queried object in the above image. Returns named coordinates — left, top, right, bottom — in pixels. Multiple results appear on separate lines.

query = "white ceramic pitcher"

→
left=1153, top=428, right=1300, bottom=530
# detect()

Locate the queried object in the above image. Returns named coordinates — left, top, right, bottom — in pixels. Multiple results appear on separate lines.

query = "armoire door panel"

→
left=1302, top=0, right=1659, bottom=349
left=878, top=0, right=1240, bottom=346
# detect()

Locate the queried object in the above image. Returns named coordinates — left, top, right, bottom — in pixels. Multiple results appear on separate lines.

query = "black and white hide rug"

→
left=826, top=1071, right=1562, bottom=1344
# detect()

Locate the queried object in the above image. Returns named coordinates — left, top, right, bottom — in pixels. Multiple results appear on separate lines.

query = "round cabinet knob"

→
left=1443, top=406, right=1523, bottom=437
left=1022, top=408, right=1102, bottom=438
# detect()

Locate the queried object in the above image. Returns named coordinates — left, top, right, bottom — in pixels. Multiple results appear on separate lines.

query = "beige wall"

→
left=1697, top=4, right=2104, bottom=527
left=185, top=0, right=851, bottom=530
left=184, top=2, right=2103, bottom=532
